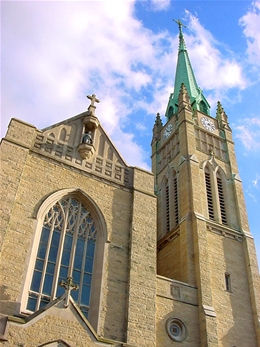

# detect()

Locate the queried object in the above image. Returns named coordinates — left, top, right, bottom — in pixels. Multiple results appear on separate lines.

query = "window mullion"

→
left=68, top=203, right=81, bottom=278
left=79, top=239, right=88, bottom=305
left=36, top=223, right=55, bottom=310
left=51, top=201, right=67, bottom=299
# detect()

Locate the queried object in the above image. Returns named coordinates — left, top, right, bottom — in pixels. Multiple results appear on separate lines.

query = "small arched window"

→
left=27, top=196, right=97, bottom=318
left=168, top=106, right=174, bottom=119
left=200, top=100, right=208, bottom=114
left=225, top=272, right=231, bottom=292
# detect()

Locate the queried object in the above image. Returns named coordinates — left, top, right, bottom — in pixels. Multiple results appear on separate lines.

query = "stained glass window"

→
left=27, top=197, right=97, bottom=318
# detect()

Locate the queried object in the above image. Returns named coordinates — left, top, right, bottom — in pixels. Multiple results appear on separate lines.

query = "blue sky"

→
left=1, top=1, right=260, bottom=266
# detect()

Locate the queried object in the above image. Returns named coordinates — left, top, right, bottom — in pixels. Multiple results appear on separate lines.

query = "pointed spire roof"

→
left=165, top=20, right=210, bottom=120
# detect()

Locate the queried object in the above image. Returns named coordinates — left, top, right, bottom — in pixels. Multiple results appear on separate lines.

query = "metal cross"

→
left=87, top=94, right=100, bottom=107
left=173, top=19, right=186, bottom=32
left=60, top=276, right=79, bottom=308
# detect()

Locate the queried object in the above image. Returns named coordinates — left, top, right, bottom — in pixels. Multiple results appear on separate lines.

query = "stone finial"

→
left=178, top=83, right=191, bottom=109
left=216, top=101, right=227, bottom=120
left=154, top=113, right=163, bottom=128
left=216, top=101, right=231, bottom=131
left=152, top=113, right=163, bottom=143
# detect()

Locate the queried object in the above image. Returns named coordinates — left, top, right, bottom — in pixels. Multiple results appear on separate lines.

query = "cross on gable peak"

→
left=87, top=94, right=100, bottom=107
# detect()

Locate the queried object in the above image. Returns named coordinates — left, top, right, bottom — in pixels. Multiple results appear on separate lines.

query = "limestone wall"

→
left=0, top=119, right=157, bottom=346
left=156, top=275, right=200, bottom=347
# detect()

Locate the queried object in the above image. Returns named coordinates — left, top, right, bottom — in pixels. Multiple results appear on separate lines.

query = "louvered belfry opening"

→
left=217, top=172, right=227, bottom=225
left=205, top=168, right=214, bottom=220
left=166, top=184, right=170, bottom=233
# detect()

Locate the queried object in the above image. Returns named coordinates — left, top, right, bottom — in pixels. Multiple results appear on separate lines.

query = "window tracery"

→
left=27, top=196, right=97, bottom=318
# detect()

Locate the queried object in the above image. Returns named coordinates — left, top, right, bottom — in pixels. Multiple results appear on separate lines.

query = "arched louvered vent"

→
left=173, top=176, right=179, bottom=226
left=166, top=184, right=170, bottom=233
left=205, top=167, right=214, bottom=220
left=217, top=172, right=227, bottom=225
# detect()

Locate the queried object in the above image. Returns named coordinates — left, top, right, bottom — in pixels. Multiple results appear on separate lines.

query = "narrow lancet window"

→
left=225, top=273, right=231, bottom=292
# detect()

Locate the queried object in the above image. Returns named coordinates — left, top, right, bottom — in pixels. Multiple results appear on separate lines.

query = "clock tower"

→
left=151, top=21, right=260, bottom=346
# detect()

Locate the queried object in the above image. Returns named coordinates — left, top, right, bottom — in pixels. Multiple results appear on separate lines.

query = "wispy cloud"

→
left=253, top=173, right=260, bottom=188
left=234, top=118, right=260, bottom=151
left=239, top=1, right=260, bottom=67
left=185, top=11, right=247, bottom=93
left=151, top=0, right=171, bottom=11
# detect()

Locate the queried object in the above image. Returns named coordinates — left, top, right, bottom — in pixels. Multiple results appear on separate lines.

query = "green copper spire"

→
left=166, top=19, right=210, bottom=120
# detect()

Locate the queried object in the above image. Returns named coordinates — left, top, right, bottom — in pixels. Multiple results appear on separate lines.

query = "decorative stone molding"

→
left=83, top=113, right=100, bottom=130
left=77, top=142, right=95, bottom=160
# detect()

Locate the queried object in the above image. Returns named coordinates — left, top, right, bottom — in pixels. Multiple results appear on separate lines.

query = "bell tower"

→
left=152, top=20, right=260, bottom=347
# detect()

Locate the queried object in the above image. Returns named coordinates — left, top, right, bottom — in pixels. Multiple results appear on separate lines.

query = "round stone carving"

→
left=166, top=317, right=187, bottom=342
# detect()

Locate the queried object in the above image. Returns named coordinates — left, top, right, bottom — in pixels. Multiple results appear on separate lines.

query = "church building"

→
left=1, top=22, right=260, bottom=347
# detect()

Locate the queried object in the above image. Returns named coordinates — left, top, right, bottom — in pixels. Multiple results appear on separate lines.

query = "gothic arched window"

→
left=27, top=196, right=97, bottom=318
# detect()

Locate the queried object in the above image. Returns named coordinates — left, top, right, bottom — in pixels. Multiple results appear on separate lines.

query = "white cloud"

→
left=234, top=117, right=260, bottom=151
left=150, top=0, right=171, bottom=11
left=253, top=173, right=260, bottom=188
left=239, top=1, right=260, bottom=66
left=184, top=11, right=247, bottom=93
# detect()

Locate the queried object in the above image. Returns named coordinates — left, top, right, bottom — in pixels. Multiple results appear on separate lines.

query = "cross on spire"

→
left=173, top=19, right=186, bottom=34
left=60, top=276, right=79, bottom=308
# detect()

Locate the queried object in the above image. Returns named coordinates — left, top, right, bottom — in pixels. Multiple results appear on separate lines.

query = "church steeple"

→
left=165, top=19, right=210, bottom=120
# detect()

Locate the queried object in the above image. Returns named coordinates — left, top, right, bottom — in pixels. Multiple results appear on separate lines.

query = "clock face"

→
left=201, top=117, right=215, bottom=132
left=163, top=124, right=173, bottom=139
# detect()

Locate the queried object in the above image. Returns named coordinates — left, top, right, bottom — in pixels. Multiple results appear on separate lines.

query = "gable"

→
left=31, top=112, right=132, bottom=187
left=5, top=296, right=116, bottom=346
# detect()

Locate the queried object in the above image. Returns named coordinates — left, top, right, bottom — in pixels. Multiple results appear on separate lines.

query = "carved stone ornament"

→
left=83, top=114, right=100, bottom=130
left=77, top=143, right=95, bottom=160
